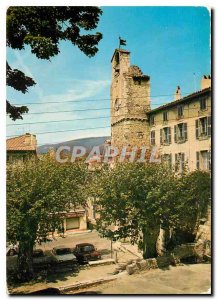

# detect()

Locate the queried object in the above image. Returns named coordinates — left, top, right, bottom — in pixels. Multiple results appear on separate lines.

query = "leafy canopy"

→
left=6, top=6, right=103, bottom=120
left=91, top=163, right=211, bottom=257
left=7, top=157, right=88, bottom=246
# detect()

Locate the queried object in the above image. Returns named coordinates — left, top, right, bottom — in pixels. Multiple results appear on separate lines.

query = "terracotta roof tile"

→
left=7, top=134, right=37, bottom=151
left=148, top=87, right=211, bottom=114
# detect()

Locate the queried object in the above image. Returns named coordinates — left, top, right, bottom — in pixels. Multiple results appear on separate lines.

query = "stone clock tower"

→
left=110, top=48, right=151, bottom=148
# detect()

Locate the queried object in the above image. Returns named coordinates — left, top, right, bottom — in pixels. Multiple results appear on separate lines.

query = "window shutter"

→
left=151, top=131, right=155, bottom=145
left=195, top=120, right=199, bottom=139
left=184, top=123, right=188, bottom=140
left=168, top=127, right=171, bottom=144
left=181, top=153, right=185, bottom=171
left=174, top=125, right=177, bottom=143
left=208, top=150, right=211, bottom=171
left=175, top=153, right=178, bottom=171
left=196, top=152, right=200, bottom=170
left=160, top=129, right=163, bottom=145
left=169, top=154, right=172, bottom=169
left=208, top=116, right=211, bottom=137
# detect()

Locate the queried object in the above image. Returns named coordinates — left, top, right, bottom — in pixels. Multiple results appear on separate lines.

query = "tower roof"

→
left=111, top=48, right=130, bottom=62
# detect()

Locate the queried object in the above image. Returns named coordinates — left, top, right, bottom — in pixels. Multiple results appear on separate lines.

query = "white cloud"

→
left=41, top=79, right=110, bottom=103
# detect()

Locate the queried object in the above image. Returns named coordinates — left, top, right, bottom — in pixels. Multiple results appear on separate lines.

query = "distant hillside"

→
left=37, top=136, right=111, bottom=154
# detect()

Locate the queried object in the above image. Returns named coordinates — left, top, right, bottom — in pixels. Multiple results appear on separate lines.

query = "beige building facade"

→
left=110, top=49, right=211, bottom=172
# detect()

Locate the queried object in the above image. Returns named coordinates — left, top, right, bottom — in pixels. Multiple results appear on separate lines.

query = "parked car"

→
left=50, top=246, right=79, bottom=270
left=74, top=243, right=101, bottom=264
left=32, top=249, right=54, bottom=271
left=7, top=248, right=53, bottom=273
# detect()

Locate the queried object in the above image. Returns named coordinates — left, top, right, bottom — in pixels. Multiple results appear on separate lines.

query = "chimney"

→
left=201, top=75, right=211, bottom=90
left=174, top=86, right=181, bottom=101
left=24, top=133, right=36, bottom=146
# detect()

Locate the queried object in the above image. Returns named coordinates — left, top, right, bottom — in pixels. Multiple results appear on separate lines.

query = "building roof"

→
left=111, top=48, right=130, bottom=62
left=148, top=87, right=211, bottom=114
left=7, top=133, right=37, bottom=151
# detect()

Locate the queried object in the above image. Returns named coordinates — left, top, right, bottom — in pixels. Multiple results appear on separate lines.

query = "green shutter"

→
left=208, top=116, right=211, bottom=137
left=184, top=123, right=188, bottom=140
left=174, top=125, right=177, bottom=143
left=195, top=120, right=199, bottom=139
left=169, top=154, right=172, bottom=169
left=196, top=152, right=200, bottom=170
left=160, top=129, right=163, bottom=145
left=168, top=127, right=171, bottom=144
left=208, top=151, right=211, bottom=171
left=181, top=153, right=185, bottom=172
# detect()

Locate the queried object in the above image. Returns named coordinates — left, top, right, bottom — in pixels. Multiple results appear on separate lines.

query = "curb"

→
left=58, top=276, right=118, bottom=292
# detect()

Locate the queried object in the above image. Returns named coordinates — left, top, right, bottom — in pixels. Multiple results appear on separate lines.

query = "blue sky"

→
left=6, top=6, right=211, bottom=146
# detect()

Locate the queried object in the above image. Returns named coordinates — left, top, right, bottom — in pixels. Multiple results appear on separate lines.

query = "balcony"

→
left=176, top=115, right=184, bottom=120
left=162, top=139, right=170, bottom=146
left=176, top=137, right=187, bottom=144
left=198, top=109, right=208, bottom=117
left=198, top=133, right=209, bottom=141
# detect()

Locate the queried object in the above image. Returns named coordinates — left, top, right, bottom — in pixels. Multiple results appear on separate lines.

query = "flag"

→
left=119, top=37, right=126, bottom=46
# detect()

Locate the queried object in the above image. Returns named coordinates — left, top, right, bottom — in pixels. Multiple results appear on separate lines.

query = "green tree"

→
left=6, top=6, right=102, bottom=120
left=7, top=157, right=88, bottom=279
left=170, top=170, right=211, bottom=243
left=91, top=163, right=211, bottom=258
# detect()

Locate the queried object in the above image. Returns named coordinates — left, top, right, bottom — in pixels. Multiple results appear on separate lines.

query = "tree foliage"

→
left=7, top=157, right=88, bottom=278
left=6, top=6, right=103, bottom=120
left=90, top=163, right=211, bottom=258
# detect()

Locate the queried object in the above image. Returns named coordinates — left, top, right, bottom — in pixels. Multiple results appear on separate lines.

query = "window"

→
left=160, top=127, right=171, bottom=145
left=200, top=98, right=207, bottom=110
left=114, top=98, right=121, bottom=111
left=162, top=154, right=172, bottom=168
left=196, top=117, right=211, bottom=139
left=163, top=111, right=168, bottom=122
left=196, top=150, right=211, bottom=171
left=150, top=115, right=155, bottom=126
left=177, top=105, right=184, bottom=118
left=174, top=123, right=187, bottom=143
left=175, top=153, right=185, bottom=172
left=150, top=130, right=155, bottom=145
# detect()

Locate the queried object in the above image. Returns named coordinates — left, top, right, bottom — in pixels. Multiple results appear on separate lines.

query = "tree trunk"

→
left=17, top=240, right=34, bottom=281
left=142, top=227, right=157, bottom=259
left=156, top=224, right=171, bottom=256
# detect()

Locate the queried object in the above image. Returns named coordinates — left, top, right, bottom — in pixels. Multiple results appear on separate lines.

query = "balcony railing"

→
left=177, top=136, right=187, bottom=144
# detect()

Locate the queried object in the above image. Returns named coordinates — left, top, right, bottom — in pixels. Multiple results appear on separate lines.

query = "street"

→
left=8, top=230, right=211, bottom=295
left=9, top=230, right=138, bottom=294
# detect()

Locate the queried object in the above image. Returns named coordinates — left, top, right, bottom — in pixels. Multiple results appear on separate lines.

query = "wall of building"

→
left=149, top=93, right=211, bottom=171
left=112, top=119, right=150, bottom=148
left=111, top=49, right=151, bottom=148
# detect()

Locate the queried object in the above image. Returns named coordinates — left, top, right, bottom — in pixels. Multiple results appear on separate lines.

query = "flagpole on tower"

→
left=119, top=36, right=127, bottom=49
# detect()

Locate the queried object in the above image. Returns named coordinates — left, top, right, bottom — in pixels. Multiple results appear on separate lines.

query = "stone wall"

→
left=110, top=49, right=151, bottom=149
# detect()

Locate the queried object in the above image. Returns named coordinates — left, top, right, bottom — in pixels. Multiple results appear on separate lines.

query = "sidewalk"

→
left=74, top=263, right=211, bottom=294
